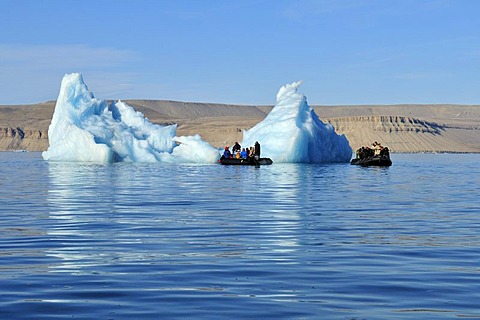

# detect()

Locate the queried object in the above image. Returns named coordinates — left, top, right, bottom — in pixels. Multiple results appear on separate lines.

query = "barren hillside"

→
left=1, top=100, right=479, bottom=153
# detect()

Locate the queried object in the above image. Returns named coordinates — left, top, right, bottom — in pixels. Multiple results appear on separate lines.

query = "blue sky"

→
left=1, top=0, right=480, bottom=105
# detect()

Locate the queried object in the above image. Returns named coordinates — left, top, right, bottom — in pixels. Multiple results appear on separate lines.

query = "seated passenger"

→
left=380, top=146, right=390, bottom=157
left=248, top=146, right=255, bottom=158
left=372, top=142, right=382, bottom=156
left=356, top=147, right=363, bottom=159
left=240, top=148, right=248, bottom=159
left=223, top=146, right=232, bottom=159
left=235, top=150, right=241, bottom=159
left=364, top=146, right=374, bottom=158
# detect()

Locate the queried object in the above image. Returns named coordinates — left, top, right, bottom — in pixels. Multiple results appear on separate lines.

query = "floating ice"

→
left=43, top=74, right=351, bottom=164
left=242, top=81, right=352, bottom=163
left=42, top=73, right=219, bottom=163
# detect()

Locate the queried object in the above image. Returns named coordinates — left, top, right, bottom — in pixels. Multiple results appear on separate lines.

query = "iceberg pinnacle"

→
left=42, top=73, right=114, bottom=162
left=242, top=81, right=352, bottom=163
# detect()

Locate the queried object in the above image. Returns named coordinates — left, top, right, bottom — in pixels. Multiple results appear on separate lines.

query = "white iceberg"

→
left=42, top=73, right=219, bottom=163
left=242, top=81, right=352, bottom=163
left=42, top=74, right=351, bottom=164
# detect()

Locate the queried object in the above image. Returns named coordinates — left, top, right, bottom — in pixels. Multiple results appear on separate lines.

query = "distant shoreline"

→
left=1, top=100, right=479, bottom=153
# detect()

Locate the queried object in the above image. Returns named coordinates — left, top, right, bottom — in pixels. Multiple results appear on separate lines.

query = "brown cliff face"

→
left=325, top=115, right=480, bottom=153
left=0, top=127, right=49, bottom=151
left=327, top=116, right=442, bottom=134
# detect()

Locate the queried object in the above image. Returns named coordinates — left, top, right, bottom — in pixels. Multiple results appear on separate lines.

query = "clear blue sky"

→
left=1, top=0, right=480, bottom=105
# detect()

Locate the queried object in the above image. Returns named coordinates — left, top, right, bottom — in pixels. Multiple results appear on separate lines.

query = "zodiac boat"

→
left=219, top=157, right=273, bottom=166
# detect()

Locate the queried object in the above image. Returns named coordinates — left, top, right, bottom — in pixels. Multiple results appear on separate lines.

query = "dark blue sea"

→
left=0, top=152, right=479, bottom=319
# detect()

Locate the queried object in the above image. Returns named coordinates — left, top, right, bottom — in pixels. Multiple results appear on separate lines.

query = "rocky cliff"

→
left=0, top=127, right=49, bottom=151
left=325, top=115, right=480, bottom=153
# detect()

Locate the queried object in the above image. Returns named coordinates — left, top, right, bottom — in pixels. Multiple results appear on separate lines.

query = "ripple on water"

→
left=0, top=153, right=480, bottom=319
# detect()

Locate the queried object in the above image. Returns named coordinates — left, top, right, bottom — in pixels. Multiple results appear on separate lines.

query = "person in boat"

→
left=372, top=142, right=391, bottom=158
left=365, top=146, right=374, bottom=158
left=372, top=142, right=382, bottom=156
left=355, top=147, right=363, bottom=159
left=254, top=141, right=261, bottom=159
left=240, top=148, right=248, bottom=159
left=222, top=146, right=232, bottom=159
left=355, top=146, right=373, bottom=159
left=380, top=146, right=390, bottom=157
left=356, top=143, right=390, bottom=160
left=248, top=146, right=255, bottom=158
left=232, top=142, right=241, bottom=153
left=235, top=150, right=241, bottom=159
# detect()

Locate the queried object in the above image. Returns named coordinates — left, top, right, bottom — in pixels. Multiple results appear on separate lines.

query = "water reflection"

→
left=0, top=153, right=51, bottom=275
left=45, top=162, right=313, bottom=273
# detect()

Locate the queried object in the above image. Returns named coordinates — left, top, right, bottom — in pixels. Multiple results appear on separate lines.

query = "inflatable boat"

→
left=350, top=155, right=392, bottom=166
left=219, top=157, right=273, bottom=166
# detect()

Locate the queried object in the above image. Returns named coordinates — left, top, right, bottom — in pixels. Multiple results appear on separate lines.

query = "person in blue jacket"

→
left=222, top=146, right=232, bottom=159
left=240, top=148, right=248, bottom=159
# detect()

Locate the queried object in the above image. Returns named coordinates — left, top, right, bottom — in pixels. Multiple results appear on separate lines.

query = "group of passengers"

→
left=355, top=141, right=390, bottom=160
left=222, top=141, right=261, bottom=159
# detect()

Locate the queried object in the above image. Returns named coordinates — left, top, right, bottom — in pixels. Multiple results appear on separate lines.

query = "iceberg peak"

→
left=276, top=80, right=303, bottom=101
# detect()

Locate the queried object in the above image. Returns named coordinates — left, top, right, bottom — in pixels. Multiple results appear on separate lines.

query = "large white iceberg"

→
left=42, top=73, right=219, bottom=163
left=43, top=74, right=351, bottom=164
left=242, top=81, right=352, bottom=163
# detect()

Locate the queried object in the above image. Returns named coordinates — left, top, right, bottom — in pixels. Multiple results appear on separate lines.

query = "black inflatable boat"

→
left=350, top=155, right=392, bottom=166
left=219, top=157, right=273, bottom=166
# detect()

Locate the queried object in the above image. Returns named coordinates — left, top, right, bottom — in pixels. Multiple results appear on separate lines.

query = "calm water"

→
left=0, top=152, right=479, bottom=319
